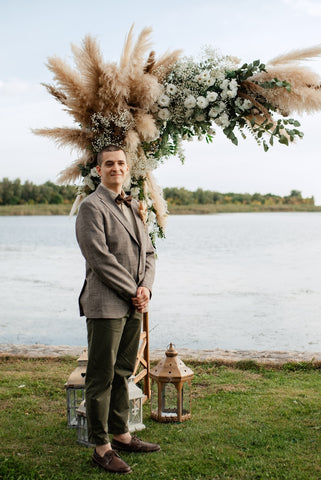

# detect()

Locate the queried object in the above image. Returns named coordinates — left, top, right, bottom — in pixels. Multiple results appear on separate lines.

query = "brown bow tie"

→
left=115, top=193, right=132, bottom=207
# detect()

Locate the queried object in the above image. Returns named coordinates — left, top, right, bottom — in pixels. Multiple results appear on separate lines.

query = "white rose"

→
left=206, top=91, right=218, bottom=102
left=196, top=96, right=209, bottom=109
left=209, top=107, right=218, bottom=118
left=184, top=95, right=196, bottom=109
left=229, top=79, right=238, bottom=90
left=90, top=167, right=100, bottom=177
left=158, top=94, right=170, bottom=107
left=130, top=187, right=141, bottom=198
left=220, top=79, right=229, bottom=90
left=226, top=89, right=237, bottom=99
left=166, top=83, right=178, bottom=95
left=84, top=175, right=95, bottom=191
left=243, top=99, right=253, bottom=110
left=158, top=108, right=170, bottom=120
left=215, top=112, right=230, bottom=128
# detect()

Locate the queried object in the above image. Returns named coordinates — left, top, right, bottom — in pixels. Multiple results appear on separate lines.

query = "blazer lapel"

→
left=96, top=184, right=140, bottom=245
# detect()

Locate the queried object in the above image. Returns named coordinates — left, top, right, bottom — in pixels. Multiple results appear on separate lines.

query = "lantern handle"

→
left=166, top=343, right=178, bottom=357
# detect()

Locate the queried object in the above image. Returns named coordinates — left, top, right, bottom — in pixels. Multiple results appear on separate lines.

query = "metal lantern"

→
left=75, top=376, right=146, bottom=447
left=128, top=375, right=146, bottom=432
left=76, top=400, right=94, bottom=447
left=150, top=343, right=194, bottom=423
left=65, top=349, right=87, bottom=427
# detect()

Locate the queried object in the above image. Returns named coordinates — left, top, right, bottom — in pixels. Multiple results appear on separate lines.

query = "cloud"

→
left=0, top=79, right=41, bottom=96
left=282, top=0, right=321, bottom=16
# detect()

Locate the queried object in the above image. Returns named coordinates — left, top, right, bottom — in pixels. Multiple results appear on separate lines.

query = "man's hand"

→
left=131, top=287, right=150, bottom=313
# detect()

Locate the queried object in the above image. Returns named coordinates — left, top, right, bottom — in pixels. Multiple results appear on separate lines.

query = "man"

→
left=76, top=145, right=160, bottom=475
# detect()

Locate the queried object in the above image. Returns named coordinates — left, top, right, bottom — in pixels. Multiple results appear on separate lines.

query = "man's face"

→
left=96, top=150, right=129, bottom=192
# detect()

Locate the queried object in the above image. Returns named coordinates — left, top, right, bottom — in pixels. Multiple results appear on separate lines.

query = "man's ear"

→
left=96, top=165, right=101, bottom=176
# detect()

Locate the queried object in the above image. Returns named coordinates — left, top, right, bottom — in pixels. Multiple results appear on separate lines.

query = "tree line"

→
left=0, top=178, right=314, bottom=206
left=163, top=187, right=314, bottom=206
left=0, top=178, right=76, bottom=205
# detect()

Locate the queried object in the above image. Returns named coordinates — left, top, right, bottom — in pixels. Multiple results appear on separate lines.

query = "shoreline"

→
left=1, top=203, right=321, bottom=216
left=1, top=343, right=320, bottom=365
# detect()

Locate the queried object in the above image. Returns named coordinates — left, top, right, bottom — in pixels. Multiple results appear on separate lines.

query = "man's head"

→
left=97, top=145, right=127, bottom=166
left=96, top=145, right=129, bottom=193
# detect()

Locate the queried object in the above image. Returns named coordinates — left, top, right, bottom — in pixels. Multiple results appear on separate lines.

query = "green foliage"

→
left=0, top=178, right=76, bottom=206
left=163, top=187, right=315, bottom=207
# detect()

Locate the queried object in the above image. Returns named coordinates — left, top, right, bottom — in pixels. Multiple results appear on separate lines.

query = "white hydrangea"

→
left=158, top=108, right=170, bottom=120
left=166, top=83, right=178, bottom=95
left=184, top=95, right=197, bottom=109
left=158, top=94, right=170, bottom=107
left=196, top=96, right=209, bottom=109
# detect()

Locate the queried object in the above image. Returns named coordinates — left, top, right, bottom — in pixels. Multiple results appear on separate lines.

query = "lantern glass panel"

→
left=161, top=383, right=178, bottom=418
left=182, top=382, right=191, bottom=415
left=151, top=379, right=158, bottom=416
left=129, top=398, right=142, bottom=425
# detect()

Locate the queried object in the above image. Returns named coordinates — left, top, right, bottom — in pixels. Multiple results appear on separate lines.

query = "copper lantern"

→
left=150, top=343, right=194, bottom=422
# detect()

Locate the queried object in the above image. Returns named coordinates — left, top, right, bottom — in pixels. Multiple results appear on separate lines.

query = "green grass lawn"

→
left=0, top=357, right=320, bottom=480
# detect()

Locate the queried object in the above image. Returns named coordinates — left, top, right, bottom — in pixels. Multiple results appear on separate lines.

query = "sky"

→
left=1, top=0, right=321, bottom=202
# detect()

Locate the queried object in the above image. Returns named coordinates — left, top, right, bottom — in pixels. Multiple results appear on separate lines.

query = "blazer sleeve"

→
left=139, top=232, right=156, bottom=296
left=76, top=200, right=138, bottom=300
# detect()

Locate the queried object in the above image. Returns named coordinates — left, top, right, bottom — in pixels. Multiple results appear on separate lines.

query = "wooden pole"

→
left=143, top=311, right=150, bottom=398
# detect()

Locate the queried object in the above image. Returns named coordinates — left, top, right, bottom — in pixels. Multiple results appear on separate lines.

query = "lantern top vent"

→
left=150, top=343, right=194, bottom=382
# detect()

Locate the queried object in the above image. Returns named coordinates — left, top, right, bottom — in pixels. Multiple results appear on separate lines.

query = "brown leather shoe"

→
left=111, top=435, right=161, bottom=453
left=92, top=449, right=132, bottom=474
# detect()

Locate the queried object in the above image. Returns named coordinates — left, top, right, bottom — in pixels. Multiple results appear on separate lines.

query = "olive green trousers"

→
left=85, top=308, right=142, bottom=445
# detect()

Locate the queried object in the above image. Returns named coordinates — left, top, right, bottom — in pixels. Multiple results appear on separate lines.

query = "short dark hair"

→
left=97, top=145, right=127, bottom=166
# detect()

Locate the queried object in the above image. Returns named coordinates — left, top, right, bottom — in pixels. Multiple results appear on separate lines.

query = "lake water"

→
left=0, top=213, right=320, bottom=352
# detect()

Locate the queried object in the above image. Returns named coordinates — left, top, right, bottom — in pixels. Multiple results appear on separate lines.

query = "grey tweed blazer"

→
left=75, top=183, right=155, bottom=318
